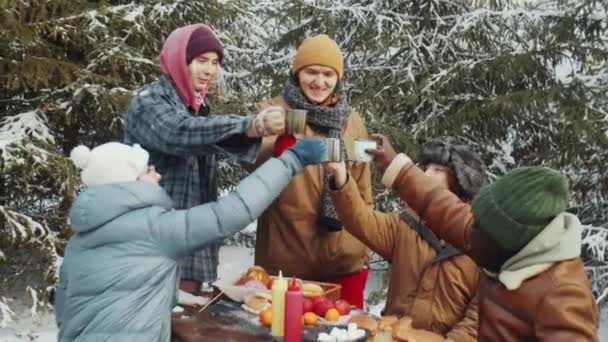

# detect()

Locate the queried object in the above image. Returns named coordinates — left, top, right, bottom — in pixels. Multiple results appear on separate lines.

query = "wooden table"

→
left=170, top=296, right=370, bottom=342
left=171, top=299, right=271, bottom=342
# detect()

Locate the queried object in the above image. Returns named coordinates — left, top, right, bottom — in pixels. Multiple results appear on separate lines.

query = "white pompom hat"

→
left=70, top=142, right=150, bottom=187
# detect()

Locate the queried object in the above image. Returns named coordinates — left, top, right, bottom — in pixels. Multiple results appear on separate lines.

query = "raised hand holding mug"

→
left=366, top=134, right=398, bottom=171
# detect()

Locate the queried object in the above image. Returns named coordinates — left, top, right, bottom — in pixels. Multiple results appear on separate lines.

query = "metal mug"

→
left=354, top=139, right=377, bottom=162
left=322, top=138, right=342, bottom=162
left=286, top=109, right=307, bottom=135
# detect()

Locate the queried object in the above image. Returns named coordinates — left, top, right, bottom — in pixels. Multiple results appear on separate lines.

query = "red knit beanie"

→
left=186, top=27, right=224, bottom=65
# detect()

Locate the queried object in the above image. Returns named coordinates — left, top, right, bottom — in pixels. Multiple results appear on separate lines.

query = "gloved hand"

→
left=286, top=137, right=326, bottom=167
left=246, top=106, right=286, bottom=137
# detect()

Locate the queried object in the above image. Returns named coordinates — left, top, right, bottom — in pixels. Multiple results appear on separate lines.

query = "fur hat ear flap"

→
left=419, top=138, right=487, bottom=200
left=449, top=145, right=487, bottom=200
left=419, top=139, right=451, bottom=167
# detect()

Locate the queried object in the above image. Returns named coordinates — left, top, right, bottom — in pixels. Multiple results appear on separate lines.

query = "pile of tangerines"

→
left=259, top=296, right=350, bottom=327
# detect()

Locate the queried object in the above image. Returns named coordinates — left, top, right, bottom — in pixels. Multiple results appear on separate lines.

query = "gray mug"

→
left=354, top=139, right=377, bottom=162
left=286, top=109, right=307, bottom=134
left=322, top=138, right=342, bottom=162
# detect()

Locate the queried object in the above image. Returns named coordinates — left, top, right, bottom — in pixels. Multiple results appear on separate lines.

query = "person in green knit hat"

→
left=364, top=134, right=599, bottom=341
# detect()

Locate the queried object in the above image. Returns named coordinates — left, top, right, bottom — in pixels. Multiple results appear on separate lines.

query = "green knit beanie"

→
left=471, top=166, right=570, bottom=253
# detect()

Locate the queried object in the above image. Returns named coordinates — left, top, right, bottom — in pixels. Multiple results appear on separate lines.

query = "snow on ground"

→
left=0, top=246, right=257, bottom=342
left=1, top=246, right=607, bottom=341
left=0, top=310, right=56, bottom=342
left=217, top=245, right=254, bottom=278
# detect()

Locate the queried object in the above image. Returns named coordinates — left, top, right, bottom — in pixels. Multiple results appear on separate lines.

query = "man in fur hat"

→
left=364, top=134, right=599, bottom=341
left=323, top=138, right=486, bottom=341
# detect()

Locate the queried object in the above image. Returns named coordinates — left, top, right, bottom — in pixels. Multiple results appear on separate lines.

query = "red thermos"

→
left=273, top=134, right=297, bottom=157
left=283, top=276, right=303, bottom=342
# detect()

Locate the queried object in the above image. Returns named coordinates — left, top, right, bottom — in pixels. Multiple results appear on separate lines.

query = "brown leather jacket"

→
left=330, top=175, right=479, bottom=341
left=253, top=97, right=372, bottom=280
left=389, top=159, right=599, bottom=341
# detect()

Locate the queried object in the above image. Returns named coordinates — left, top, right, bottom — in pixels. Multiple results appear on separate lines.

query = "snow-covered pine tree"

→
left=1, top=0, right=606, bottom=315
left=576, top=202, right=608, bottom=306
left=283, top=0, right=607, bottom=201
left=0, top=0, right=279, bottom=313
left=268, top=0, right=608, bottom=306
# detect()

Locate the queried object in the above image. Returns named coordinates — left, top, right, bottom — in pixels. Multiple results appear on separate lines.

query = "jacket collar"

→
left=498, top=263, right=553, bottom=290
left=501, top=212, right=582, bottom=271
left=70, top=181, right=173, bottom=233
left=496, top=212, right=582, bottom=290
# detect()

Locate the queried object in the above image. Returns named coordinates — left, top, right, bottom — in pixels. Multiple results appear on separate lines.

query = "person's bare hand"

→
left=366, top=134, right=398, bottom=172
left=322, top=161, right=347, bottom=188
left=261, top=106, right=286, bottom=135
left=246, top=106, right=286, bottom=137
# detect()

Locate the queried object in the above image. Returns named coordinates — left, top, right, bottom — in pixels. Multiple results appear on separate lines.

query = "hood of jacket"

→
left=498, top=212, right=582, bottom=289
left=69, top=181, right=173, bottom=234
left=159, top=23, right=211, bottom=113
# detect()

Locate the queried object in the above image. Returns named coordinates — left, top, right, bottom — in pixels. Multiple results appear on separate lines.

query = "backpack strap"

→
left=435, top=244, right=461, bottom=263
left=399, top=211, right=442, bottom=252
left=399, top=210, right=461, bottom=263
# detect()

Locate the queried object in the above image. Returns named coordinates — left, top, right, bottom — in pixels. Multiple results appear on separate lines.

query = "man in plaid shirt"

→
left=123, top=24, right=285, bottom=293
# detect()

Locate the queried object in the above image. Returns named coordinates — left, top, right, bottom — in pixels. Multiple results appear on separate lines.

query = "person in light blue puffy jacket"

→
left=55, top=138, right=325, bottom=342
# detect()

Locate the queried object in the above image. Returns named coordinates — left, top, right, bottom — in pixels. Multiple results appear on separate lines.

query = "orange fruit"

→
left=325, top=308, right=340, bottom=321
left=259, top=307, right=272, bottom=326
left=303, top=312, right=318, bottom=326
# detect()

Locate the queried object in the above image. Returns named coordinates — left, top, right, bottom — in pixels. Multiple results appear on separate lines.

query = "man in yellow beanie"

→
left=253, top=34, right=373, bottom=308
left=365, top=134, right=599, bottom=341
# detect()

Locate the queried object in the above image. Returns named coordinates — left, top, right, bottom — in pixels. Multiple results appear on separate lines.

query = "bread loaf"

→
left=349, top=314, right=379, bottom=333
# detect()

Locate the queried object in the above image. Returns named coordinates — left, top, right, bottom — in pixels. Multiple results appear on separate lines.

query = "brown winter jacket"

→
left=386, top=157, right=599, bottom=341
left=330, top=174, right=479, bottom=341
left=253, top=96, right=372, bottom=280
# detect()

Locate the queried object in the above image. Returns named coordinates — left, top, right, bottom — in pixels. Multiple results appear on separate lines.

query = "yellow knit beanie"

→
left=292, top=34, right=344, bottom=79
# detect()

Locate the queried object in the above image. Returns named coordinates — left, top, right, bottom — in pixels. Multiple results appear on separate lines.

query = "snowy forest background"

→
left=1, top=0, right=607, bottom=328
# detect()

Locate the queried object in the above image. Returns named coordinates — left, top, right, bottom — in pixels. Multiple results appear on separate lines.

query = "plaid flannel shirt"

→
left=123, top=75, right=260, bottom=282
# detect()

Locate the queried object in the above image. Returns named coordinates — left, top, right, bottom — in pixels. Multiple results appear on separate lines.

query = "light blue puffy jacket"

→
left=55, top=152, right=303, bottom=341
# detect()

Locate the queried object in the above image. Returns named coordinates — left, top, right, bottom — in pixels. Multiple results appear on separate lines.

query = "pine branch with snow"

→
left=1, top=0, right=606, bottom=311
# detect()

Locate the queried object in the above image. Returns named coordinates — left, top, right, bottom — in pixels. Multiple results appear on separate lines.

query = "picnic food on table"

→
left=242, top=293, right=271, bottom=314
left=303, top=298, right=314, bottom=313
left=349, top=314, right=379, bottom=333
left=259, top=307, right=273, bottom=327
left=303, top=312, right=318, bottom=326
left=231, top=265, right=361, bottom=339
left=313, top=296, right=336, bottom=316
left=378, top=315, right=399, bottom=330
left=317, top=323, right=366, bottom=342
left=334, top=299, right=351, bottom=315
left=243, top=279, right=268, bottom=290
left=324, top=308, right=340, bottom=321
left=303, top=282, right=324, bottom=297
left=237, top=265, right=273, bottom=288
left=348, top=314, right=444, bottom=341
left=389, top=316, right=412, bottom=337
